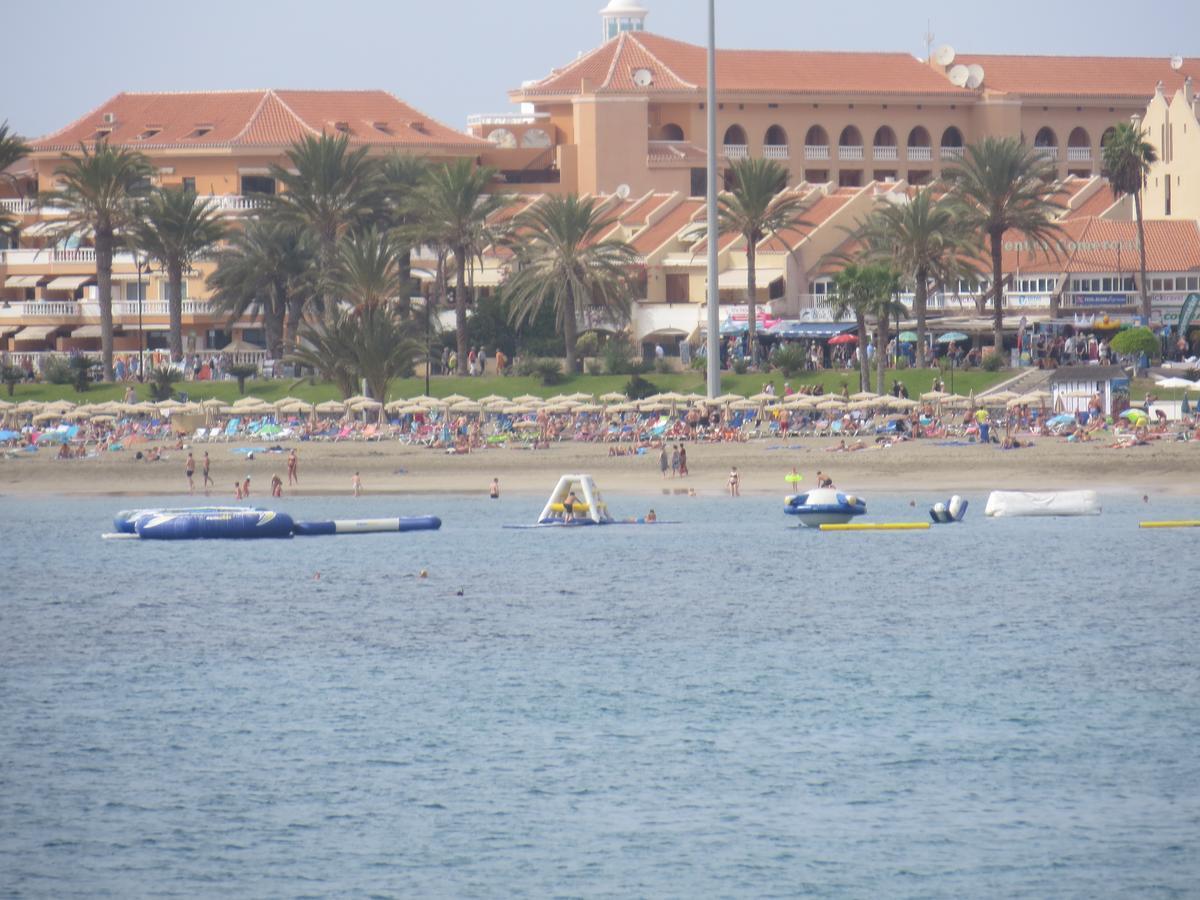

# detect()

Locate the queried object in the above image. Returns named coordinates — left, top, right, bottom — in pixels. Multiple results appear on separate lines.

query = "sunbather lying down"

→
left=825, top=439, right=867, bottom=452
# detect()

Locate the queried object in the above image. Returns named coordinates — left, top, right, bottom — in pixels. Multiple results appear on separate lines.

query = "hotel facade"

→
left=3, top=0, right=1199, bottom=360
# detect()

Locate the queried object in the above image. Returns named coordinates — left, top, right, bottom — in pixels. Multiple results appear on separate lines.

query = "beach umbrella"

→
left=315, top=400, right=347, bottom=414
left=784, top=395, right=818, bottom=409
left=817, top=398, right=847, bottom=411
left=599, top=392, right=628, bottom=403
left=575, top=403, right=603, bottom=413
left=156, top=398, right=185, bottom=410
left=477, top=394, right=508, bottom=406
left=712, top=393, right=744, bottom=404
left=512, top=394, right=542, bottom=404
left=729, top=399, right=759, bottom=411
left=849, top=391, right=880, bottom=401
left=747, top=392, right=779, bottom=403
left=43, top=400, right=76, bottom=412
left=449, top=400, right=482, bottom=413
left=941, top=394, right=971, bottom=408
left=32, top=411, right=62, bottom=424
left=91, top=415, right=116, bottom=425
left=982, top=390, right=1019, bottom=405
left=920, top=390, right=950, bottom=401
left=272, top=396, right=307, bottom=409
left=16, top=400, right=43, bottom=413
left=887, top=397, right=919, bottom=410
left=898, top=331, right=918, bottom=342
left=0, top=400, right=14, bottom=411
left=342, top=394, right=373, bottom=406
left=232, top=396, right=266, bottom=407
left=1120, top=408, right=1148, bottom=424
left=277, top=400, right=313, bottom=415
left=200, top=398, right=226, bottom=410
left=440, top=393, right=470, bottom=405
left=828, top=333, right=857, bottom=345
left=848, top=399, right=877, bottom=411
left=936, top=331, right=969, bottom=343
left=566, top=392, right=595, bottom=402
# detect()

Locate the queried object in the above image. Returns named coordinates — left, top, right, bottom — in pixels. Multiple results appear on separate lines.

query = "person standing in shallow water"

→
left=352, top=471, right=362, bottom=497
left=728, top=466, right=740, bottom=497
left=184, top=452, right=195, bottom=494
left=659, top=446, right=669, bottom=478
left=202, top=451, right=213, bottom=492
left=490, top=478, right=500, bottom=499
left=287, top=449, right=298, bottom=486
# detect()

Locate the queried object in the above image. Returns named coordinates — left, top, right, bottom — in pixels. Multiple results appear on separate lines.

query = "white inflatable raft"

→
left=984, top=490, right=1101, bottom=517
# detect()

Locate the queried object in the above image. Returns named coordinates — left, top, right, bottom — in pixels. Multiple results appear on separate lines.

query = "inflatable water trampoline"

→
left=107, top=507, right=442, bottom=540
left=785, top=488, right=866, bottom=527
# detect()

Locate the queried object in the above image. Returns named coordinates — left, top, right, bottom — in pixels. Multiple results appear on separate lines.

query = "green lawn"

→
left=2, top=367, right=1014, bottom=404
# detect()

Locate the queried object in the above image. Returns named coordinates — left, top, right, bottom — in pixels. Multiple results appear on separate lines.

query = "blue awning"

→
left=767, top=322, right=856, bottom=339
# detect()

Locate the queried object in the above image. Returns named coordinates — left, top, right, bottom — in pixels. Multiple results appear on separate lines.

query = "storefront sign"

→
left=1070, top=294, right=1133, bottom=308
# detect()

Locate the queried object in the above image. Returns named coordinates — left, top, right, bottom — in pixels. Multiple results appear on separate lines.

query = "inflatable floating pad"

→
left=114, top=506, right=261, bottom=534
left=984, top=490, right=1101, bottom=517
left=293, top=516, right=442, bottom=535
left=135, top=509, right=294, bottom=540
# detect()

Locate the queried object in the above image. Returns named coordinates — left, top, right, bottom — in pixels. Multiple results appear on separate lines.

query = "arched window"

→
left=838, top=125, right=862, bottom=147
left=1067, top=127, right=1090, bottom=148
left=805, top=125, right=828, bottom=146
left=487, top=128, right=516, bottom=149
left=764, top=124, right=788, bottom=146
left=1034, top=127, right=1058, bottom=147
left=658, top=123, right=685, bottom=141
left=1100, top=126, right=1117, bottom=148
left=907, top=126, right=931, bottom=147
left=940, top=126, right=964, bottom=148
left=521, top=128, right=551, bottom=148
left=723, top=124, right=747, bottom=145
left=873, top=126, right=897, bottom=147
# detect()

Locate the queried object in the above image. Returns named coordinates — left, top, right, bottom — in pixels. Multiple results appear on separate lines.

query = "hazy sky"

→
left=2, top=0, right=1196, bottom=139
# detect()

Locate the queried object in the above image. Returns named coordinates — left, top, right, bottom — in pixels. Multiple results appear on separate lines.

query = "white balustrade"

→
left=804, top=145, right=830, bottom=160
left=907, top=146, right=932, bottom=162
left=723, top=144, right=749, bottom=159
left=837, top=145, right=864, bottom=161
left=1066, top=147, right=1092, bottom=162
left=940, top=146, right=965, bottom=160
left=872, top=146, right=898, bottom=161
left=1034, top=146, right=1059, bottom=161
left=0, top=198, right=37, bottom=214
left=763, top=144, right=789, bottom=159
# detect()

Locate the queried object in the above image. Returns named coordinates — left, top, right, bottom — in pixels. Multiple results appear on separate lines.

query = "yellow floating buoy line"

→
left=1139, top=521, right=1200, bottom=529
left=819, top=522, right=931, bottom=532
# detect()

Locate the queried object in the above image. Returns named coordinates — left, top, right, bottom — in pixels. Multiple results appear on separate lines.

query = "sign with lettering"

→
left=1071, top=294, right=1133, bottom=307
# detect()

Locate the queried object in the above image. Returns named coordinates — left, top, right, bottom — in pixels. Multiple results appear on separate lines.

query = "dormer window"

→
left=373, top=121, right=392, bottom=134
left=139, top=127, right=161, bottom=140
left=333, top=121, right=351, bottom=134
left=408, top=121, right=429, bottom=135
left=91, top=128, right=112, bottom=141
left=187, top=125, right=213, bottom=139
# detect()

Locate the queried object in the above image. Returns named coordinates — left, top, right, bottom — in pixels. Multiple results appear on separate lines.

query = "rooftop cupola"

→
left=600, top=0, right=647, bottom=42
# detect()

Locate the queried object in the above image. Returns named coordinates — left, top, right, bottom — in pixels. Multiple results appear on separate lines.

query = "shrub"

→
left=653, top=357, right=672, bottom=375
left=732, top=358, right=749, bottom=375
left=771, top=345, right=807, bottom=378
left=895, top=356, right=909, bottom=371
left=1110, top=326, right=1160, bottom=361
left=148, top=366, right=176, bottom=402
left=624, top=373, right=659, bottom=400
left=517, top=357, right=564, bottom=386
left=690, top=354, right=707, bottom=372
left=1, top=364, right=19, bottom=397
left=584, top=359, right=603, bottom=375
left=574, top=331, right=601, bottom=359
left=602, top=335, right=638, bottom=375
left=68, top=355, right=100, bottom=393
left=42, top=356, right=73, bottom=385
left=981, top=351, right=1004, bottom=372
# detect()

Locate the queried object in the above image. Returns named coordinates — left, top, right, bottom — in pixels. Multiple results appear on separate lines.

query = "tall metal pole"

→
left=704, top=0, right=720, bottom=398
left=136, top=254, right=145, bottom=382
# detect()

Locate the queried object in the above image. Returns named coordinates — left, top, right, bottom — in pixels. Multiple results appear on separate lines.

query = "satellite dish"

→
left=933, top=45, right=956, bottom=67
left=966, top=64, right=985, bottom=89
left=948, top=65, right=970, bottom=87
left=1170, top=55, right=1184, bottom=71
left=615, top=183, right=631, bottom=200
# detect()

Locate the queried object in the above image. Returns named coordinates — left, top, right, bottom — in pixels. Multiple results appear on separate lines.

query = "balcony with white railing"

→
left=0, top=300, right=83, bottom=320
left=940, top=146, right=965, bottom=161
left=837, top=145, right=864, bottom=161
left=872, top=145, right=898, bottom=161
left=466, top=112, right=550, bottom=127
left=1034, top=146, right=1059, bottom=161
left=112, top=299, right=213, bottom=318
left=763, top=144, right=789, bottom=159
left=1066, top=147, right=1092, bottom=162
left=0, top=198, right=38, bottom=214
left=804, top=144, right=830, bottom=160
left=202, top=194, right=268, bottom=212
left=0, top=248, right=139, bottom=266
left=723, top=144, right=749, bottom=159
left=907, top=146, right=932, bottom=162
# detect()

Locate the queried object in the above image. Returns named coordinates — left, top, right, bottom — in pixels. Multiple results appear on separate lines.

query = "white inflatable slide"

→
left=984, top=490, right=1101, bottom=517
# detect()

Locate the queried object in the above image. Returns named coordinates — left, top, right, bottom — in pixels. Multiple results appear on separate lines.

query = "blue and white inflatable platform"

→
left=785, top=488, right=867, bottom=527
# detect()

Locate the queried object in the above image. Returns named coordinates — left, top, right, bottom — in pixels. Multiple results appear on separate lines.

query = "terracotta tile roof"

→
left=1063, top=186, right=1118, bottom=221
left=954, top=54, right=1198, bottom=98
left=621, top=193, right=677, bottom=228
left=1001, top=218, right=1200, bottom=273
left=31, top=90, right=484, bottom=152
left=629, top=199, right=704, bottom=256
left=759, top=188, right=854, bottom=253
left=519, top=32, right=973, bottom=98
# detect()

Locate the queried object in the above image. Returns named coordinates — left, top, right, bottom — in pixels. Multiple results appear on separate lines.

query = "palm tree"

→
left=42, top=142, right=154, bottom=380
left=852, top=188, right=981, bottom=368
left=1102, top=122, right=1158, bottom=322
left=862, top=272, right=907, bottom=395
left=207, top=219, right=313, bottom=358
left=503, top=194, right=639, bottom=374
left=287, top=304, right=421, bottom=404
left=943, top=137, right=1065, bottom=353
left=417, top=159, right=509, bottom=373
left=0, top=121, right=31, bottom=239
left=378, top=154, right=430, bottom=316
left=133, top=187, right=226, bottom=360
left=270, top=133, right=381, bottom=322
left=716, top=158, right=810, bottom=366
left=831, top=264, right=883, bottom=392
left=332, top=227, right=403, bottom=310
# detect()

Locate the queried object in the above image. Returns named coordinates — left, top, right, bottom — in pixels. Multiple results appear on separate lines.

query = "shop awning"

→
left=71, top=324, right=103, bottom=338
left=11, top=325, right=59, bottom=340
left=4, top=275, right=42, bottom=288
left=767, top=322, right=857, bottom=339
left=17, top=221, right=60, bottom=237
left=718, top=268, right=784, bottom=289
left=0, top=325, right=23, bottom=337
left=44, top=276, right=92, bottom=291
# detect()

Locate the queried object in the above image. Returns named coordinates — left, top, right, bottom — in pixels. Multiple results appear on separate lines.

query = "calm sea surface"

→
left=2, top=491, right=1198, bottom=898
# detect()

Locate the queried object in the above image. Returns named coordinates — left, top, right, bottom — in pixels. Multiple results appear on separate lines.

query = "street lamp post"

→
left=704, top=0, right=720, bottom=398
left=135, top=253, right=147, bottom=382
left=424, top=292, right=432, bottom=397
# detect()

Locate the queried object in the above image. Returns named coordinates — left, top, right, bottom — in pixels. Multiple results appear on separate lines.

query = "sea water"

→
left=1, top=492, right=1198, bottom=897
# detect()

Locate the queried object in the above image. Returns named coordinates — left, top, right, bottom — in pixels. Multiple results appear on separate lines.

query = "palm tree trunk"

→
left=1135, top=191, right=1150, bottom=322
left=563, top=285, right=578, bottom=375
left=856, top=313, right=869, bottom=393
left=990, top=230, right=1005, bottom=353
left=265, top=292, right=284, bottom=360
left=285, top=292, right=304, bottom=351
left=876, top=313, right=888, bottom=395
left=96, top=227, right=115, bottom=381
left=746, top=239, right=758, bottom=367
left=321, top=237, right=338, bottom=327
left=914, top=266, right=928, bottom=368
left=454, top=248, right=468, bottom=374
left=167, top=260, right=183, bottom=361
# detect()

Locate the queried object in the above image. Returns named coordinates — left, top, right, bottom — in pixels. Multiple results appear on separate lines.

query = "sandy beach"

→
left=2, top=435, right=1196, bottom=499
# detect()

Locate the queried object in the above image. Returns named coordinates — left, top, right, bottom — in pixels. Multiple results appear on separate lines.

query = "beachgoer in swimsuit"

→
left=659, top=447, right=669, bottom=478
left=645, top=509, right=657, bottom=522
left=234, top=481, right=243, bottom=499
left=185, top=452, right=195, bottom=494
left=287, top=449, right=298, bottom=485
left=563, top=490, right=578, bottom=522
left=728, top=467, right=740, bottom=497
left=678, top=446, right=688, bottom=476
left=202, top=451, right=213, bottom=489
left=352, top=471, right=362, bottom=497
left=242, top=476, right=251, bottom=498
left=271, top=473, right=283, bottom=497
left=489, top=478, right=500, bottom=499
